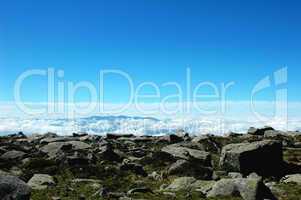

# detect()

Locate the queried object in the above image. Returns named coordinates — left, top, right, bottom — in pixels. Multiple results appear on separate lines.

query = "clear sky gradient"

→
left=0, top=0, right=300, bottom=103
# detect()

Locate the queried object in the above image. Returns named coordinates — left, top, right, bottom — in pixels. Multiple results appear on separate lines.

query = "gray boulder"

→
left=40, top=137, right=79, bottom=144
left=220, top=140, right=283, bottom=177
left=28, top=174, right=55, bottom=190
left=157, top=134, right=184, bottom=143
left=161, top=144, right=211, bottom=166
left=106, top=133, right=134, bottom=140
left=0, top=169, right=10, bottom=176
left=0, top=175, right=31, bottom=200
left=168, top=160, right=190, bottom=175
left=264, top=130, right=286, bottom=138
left=65, top=151, right=94, bottom=166
left=164, top=177, right=215, bottom=194
left=97, top=145, right=122, bottom=162
left=248, top=127, right=274, bottom=136
left=120, top=161, right=147, bottom=177
left=117, top=136, right=154, bottom=142
left=164, top=177, right=197, bottom=191
left=40, top=141, right=91, bottom=158
left=207, top=177, right=274, bottom=200
left=191, top=135, right=221, bottom=153
left=0, top=150, right=26, bottom=160
left=168, top=159, right=213, bottom=179
left=192, top=180, right=216, bottom=195
left=228, top=172, right=243, bottom=179
left=293, top=142, right=301, bottom=148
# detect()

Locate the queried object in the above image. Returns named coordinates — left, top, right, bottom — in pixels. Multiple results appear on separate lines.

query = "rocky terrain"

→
left=0, top=127, right=301, bottom=200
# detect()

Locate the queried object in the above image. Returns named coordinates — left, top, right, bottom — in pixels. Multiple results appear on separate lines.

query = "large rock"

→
left=128, top=147, right=148, bottom=158
left=164, top=177, right=215, bottom=194
left=294, top=142, right=301, bottom=148
left=157, top=134, right=184, bottom=143
left=0, top=150, right=26, bottom=160
left=248, top=127, right=274, bottom=136
left=164, top=176, right=274, bottom=199
left=97, top=145, right=122, bottom=162
left=264, top=130, right=287, bottom=138
left=120, top=161, right=147, bottom=177
left=0, top=169, right=10, bottom=176
left=40, top=137, right=79, bottom=144
left=40, top=141, right=91, bottom=158
left=161, top=144, right=211, bottom=166
left=192, top=180, right=216, bottom=195
left=263, top=130, right=294, bottom=147
left=0, top=175, right=31, bottom=200
left=168, top=159, right=213, bottom=179
left=28, top=174, right=55, bottom=190
left=207, top=177, right=274, bottom=200
left=8, top=132, right=27, bottom=139
left=0, top=146, right=8, bottom=154
left=139, top=151, right=175, bottom=166
left=117, top=136, right=155, bottom=143
left=220, top=140, right=283, bottom=177
left=191, top=135, right=222, bottom=153
left=164, top=177, right=197, bottom=191
left=65, top=151, right=94, bottom=165
left=106, top=133, right=134, bottom=140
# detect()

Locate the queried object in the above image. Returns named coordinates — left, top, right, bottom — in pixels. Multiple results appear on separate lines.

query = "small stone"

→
left=148, top=171, right=162, bottom=181
left=247, top=172, right=261, bottom=179
left=163, top=192, right=176, bottom=199
left=127, top=187, right=153, bottom=195
left=228, top=172, right=243, bottom=179
left=79, top=194, right=85, bottom=200
left=281, top=174, right=301, bottom=184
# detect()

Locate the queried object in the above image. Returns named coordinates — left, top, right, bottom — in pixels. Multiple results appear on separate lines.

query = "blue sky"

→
left=0, top=0, right=300, bottom=103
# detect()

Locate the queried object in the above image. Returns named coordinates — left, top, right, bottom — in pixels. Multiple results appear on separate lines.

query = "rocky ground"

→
left=1, top=127, right=301, bottom=200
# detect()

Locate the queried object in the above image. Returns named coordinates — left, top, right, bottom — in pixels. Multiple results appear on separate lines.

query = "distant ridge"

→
left=81, top=115, right=160, bottom=122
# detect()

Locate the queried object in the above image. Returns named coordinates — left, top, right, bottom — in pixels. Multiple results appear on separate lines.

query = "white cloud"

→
left=0, top=101, right=301, bottom=135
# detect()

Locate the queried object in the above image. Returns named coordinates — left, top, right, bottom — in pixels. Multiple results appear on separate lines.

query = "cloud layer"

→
left=0, top=101, right=301, bottom=135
